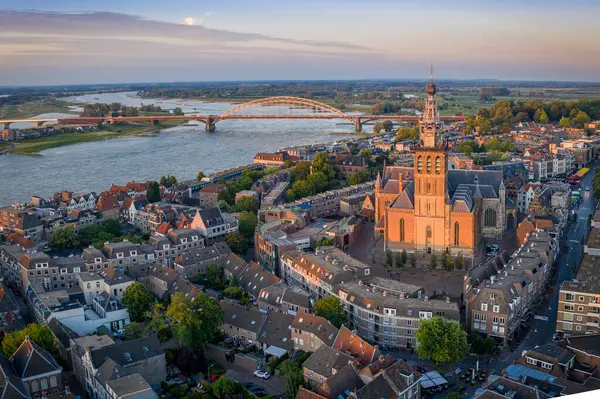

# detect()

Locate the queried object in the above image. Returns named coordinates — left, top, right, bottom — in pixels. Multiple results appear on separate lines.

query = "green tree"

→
left=534, top=108, right=549, bottom=124
left=445, top=392, right=462, bottom=399
left=123, top=282, right=154, bottom=322
left=386, top=249, right=393, bottom=267
left=314, top=296, right=346, bottom=328
left=455, top=252, right=464, bottom=270
left=212, top=377, right=242, bottom=399
left=124, top=322, right=144, bottom=340
left=292, top=161, right=312, bottom=181
left=312, top=152, right=335, bottom=179
left=2, top=324, right=56, bottom=357
left=285, top=370, right=304, bottom=399
left=204, top=263, right=223, bottom=289
left=382, top=120, right=394, bottom=132
left=168, top=175, right=177, bottom=187
left=347, top=170, right=369, bottom=186
left=359, top=148, right=372, bottom=161
left=197, top=171, right=205, bottom=181
left=234, top=196, right=259, bottom=213
left=373, top=122, right=383, bottom=134
left=395, top=252, right=403, bottom=268
left=159, top=176, right=168, bottom=186
left=173, top=107, right=184, bottom=116
left=415, top=316, right=470, bottom=365
left=218, top=189, right=234, bottom=205
left=430, top=254, right=438, bottom=269
left=401, top=249, right=407, bottom=266
left=237, top=211, right=258, bottom=238
left=147, top=181, right=161, bottom=203
left=223, top=286, right=242, bottom=299
left=225, top=232, right=248, bottom=256
left=166, top=292, right=224, bottom=348
left=51, top=225, right=79, bottom=249
left=559, top=117, right=572, bottom=129
left=574, top=111, right=591, bottom=128
left=147, top=303, right=172, bottom=342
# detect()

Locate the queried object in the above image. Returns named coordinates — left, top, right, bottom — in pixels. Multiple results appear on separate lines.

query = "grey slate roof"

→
left=221, top=300, right=266, bottom=334
left=0, top=354, right=29, bottom=399
left=258, top=311, right=295, bottom=351
left=303, top=345, right=354, bottom=379
left=391, top=181, right=414, bottom=209
left=354, top=374, right=396, bottom=399
left=106, top=373, right=153, bottom=397
left=10, top=337, right=62, bottom=379
left=90, top=336, right=163, bottom=369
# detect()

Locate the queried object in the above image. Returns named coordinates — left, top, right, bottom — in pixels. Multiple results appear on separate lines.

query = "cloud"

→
left=183, top=16, right=196, bottom=26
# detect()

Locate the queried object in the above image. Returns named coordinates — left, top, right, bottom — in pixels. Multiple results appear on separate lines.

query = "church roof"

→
left=391, top=181, right=414, bottom=209
left=447, top=170, right=503, bottom=194
left=383, top=166, right=413, bottom=181
left=451, top=186, right=473, bottom=212
left=457, top=184, right=497, bottom=198
left=381, top=179, right=399, bottom=194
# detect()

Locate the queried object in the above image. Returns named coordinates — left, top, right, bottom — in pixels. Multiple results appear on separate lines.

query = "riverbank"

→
left=3, top=120, right=185, bottom=156
left=0, top=99, right=78, bottom=119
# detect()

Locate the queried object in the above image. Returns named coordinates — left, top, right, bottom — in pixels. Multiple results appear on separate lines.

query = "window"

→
left=426, top=156, right=432, bottom=173
left=493, top=305, right=500, bottom=313
left=400, top=219, right=405, bottom=242
left=435, top=156, right=441, bottom=174
left=566, top=293, right=575, bottom=301
left=579, top=296, right=585, bottom=302
left=417, top=156, right=423, bottom=173
left=490, top=293, right=495, bottom=300
left=454, top=222, right=460, bottom=246
left=407, top=320, right=412, bottom=326
left=578, top=306, right=584, bottom=312
left=481, top=303, right=488, bottom=311
left=427, top=181, right=432, bottom=194
left=565, top=304, right=574, bottom=311
left=484, top=208, right=497, bottom=227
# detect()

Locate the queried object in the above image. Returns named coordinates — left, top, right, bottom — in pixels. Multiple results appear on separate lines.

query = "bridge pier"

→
left=152, top=119, right=160, bottom=126
left=205, top=117, right=216, bottom=132
left=354, top=119, right=362, bottom=133
left=36, top=121, right=45, bottom=128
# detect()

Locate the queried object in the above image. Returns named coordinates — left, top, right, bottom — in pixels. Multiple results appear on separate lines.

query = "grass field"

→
left=0, top=99, right=77, bottom=119
left=5, top=120, right=184, bottom=156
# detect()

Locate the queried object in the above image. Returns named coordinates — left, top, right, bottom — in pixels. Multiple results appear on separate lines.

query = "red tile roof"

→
left=333, top=326, right=378, bottom=366
left=7, top=233, right=36, bottom=249
left=295, top=388, right=327, bottom=399
left=155, top=222, right=172, bottom=236
left=96, top=195, right=120, bottom=212
left=200, top=184, right=227, bottom=194
left=126, top=181, right=148, bottom=192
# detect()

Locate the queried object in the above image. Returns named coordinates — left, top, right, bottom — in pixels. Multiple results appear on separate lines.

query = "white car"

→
left=253, top=370, right=271, bottom=379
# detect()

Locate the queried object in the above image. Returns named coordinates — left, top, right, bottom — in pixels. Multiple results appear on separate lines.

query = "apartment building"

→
left=466, top=230, right=554, bottom=345
left=78, top=267, right=134, bottom=303
left=0, top=206, right=44, bottom=242
left=173, top=241, right=231, bottom=279
left=556, top=255, right=600, bottom=335
left=291, top=313, right=339, bottom=352
left=190, top=207, right=239, bottom=243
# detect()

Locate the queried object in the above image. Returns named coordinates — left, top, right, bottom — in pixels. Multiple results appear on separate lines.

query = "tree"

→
left=51, top=225, right=78, bottom=249
left=382, top=120, right=394, bottom=132
left=410, top=253, right=416, bottom=268
left=574, top=111, right=591, bottom=128
left=430, top=254, right=438, bottom=269
left=234, top=197, right=258, bottom=213
left=147, top=181, right=160, bottom=203
left=166, top=292, right=224, bottom=348
left=237, top=211, right=258, bottom=238
left=455, top=252, right=464, bottom=270
left=147, top=303, right=172, bottom=342
left=212, top=377, right=242, bottom=399
left=559, top=117, right=572, bottom=129
left=123, top=282, right=154, bottom=322
left=159, top=176, right=168, bottom=186
left=218, top=189, right=234, bottom=205
left=204, top=263, right=223, bottom=289
left=386, top=249, right=393, bottom=267
left=168, top=175, right=177, bottom=187
left=534, top=108, right=549, bottom=124
left=225, top=232, right=248, bottom=256
left=285, top=370, right=304, bottom=399
left=347, top=170, right=369, bottom=186
left=2, top=324, right=56, bottom=357
left=401, top=249, right=407, bottom=266
left=292, top=161, right=312, bottom=181
left=223, top=286, right=242, bottom=299
left=395, top=252, right=403, bottom=268
left=415, top=316, right=470, bottom=365
left=312, top=152, right=335, bottom=179
left=445, top=392, right=462, bottom=399
left=173, top=107, right=184, bottom=116
left=124, top=322, right=144, bottom=340
left=373, top=122, right=383, bottom=134
left=197, top=171, right=205, bottom=181
left=314, top=296, right=346, bottom=328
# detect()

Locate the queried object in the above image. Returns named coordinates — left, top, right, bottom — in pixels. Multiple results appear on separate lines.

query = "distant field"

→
left=0, top=99, right=77, bottom=119
left=5, top=120, right=184, bottom=156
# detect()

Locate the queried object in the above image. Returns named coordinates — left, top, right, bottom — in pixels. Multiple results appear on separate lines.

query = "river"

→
left=0, top=92, right=360, bottom=205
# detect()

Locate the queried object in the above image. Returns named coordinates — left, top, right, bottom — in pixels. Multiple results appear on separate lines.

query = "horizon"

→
left=1, top=0, right=599, bottom=85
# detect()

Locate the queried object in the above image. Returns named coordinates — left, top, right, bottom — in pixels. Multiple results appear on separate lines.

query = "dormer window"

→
left=181, top=238, right=188, bottom=244
left=130, top=250, right=137, bottom=256
left=192, top=236, right=198, bottom=242
left=163, top=244, right=170, bottom=250
left=116, top=253, right=124, bottom=259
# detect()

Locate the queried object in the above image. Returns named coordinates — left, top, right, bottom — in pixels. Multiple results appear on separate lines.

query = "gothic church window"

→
left=426, top=156, right=432, bottom=173
left=435, top=157, right=441, bottom=174
left=400, top=219, right=405, bottom=242
left=417, top=156, right=423, bottom=173
left=454, top=222, right=460, bottom=246
left=484, top=208, right=497, bottom=227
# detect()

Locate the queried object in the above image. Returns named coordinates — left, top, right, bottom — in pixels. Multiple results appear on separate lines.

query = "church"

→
left=374, top=72, right=514, bottom=255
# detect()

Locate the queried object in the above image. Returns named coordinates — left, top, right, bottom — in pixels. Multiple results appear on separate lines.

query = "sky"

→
left=0, top=0, right=599, bottom=85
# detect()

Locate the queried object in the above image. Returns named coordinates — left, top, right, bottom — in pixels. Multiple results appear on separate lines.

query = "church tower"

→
left=413, top=67, right=449, bottom=253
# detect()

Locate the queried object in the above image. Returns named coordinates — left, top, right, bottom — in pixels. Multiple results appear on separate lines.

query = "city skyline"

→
left=0, top=0, right=599, bottom=85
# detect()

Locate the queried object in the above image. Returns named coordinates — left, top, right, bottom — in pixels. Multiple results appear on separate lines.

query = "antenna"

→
left=429, top=64, right=435, bottom=83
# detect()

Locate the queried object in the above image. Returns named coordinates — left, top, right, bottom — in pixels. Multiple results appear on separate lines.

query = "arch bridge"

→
left=0, top=96, right=464, bottom=133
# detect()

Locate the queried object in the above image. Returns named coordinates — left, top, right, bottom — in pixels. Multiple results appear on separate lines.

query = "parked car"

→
left=253, top=370, right=271, bottom=379
left=210, top=373, right=221, bottom=383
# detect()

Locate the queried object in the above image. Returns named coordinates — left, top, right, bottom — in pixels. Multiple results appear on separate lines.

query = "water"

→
left=0, top=92, right=359, bottom=205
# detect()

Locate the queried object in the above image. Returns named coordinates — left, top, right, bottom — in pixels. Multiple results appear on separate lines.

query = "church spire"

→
left=420, top=66, right=442, bottom=148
